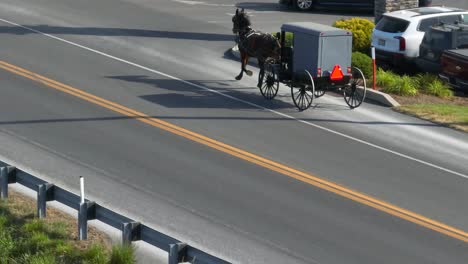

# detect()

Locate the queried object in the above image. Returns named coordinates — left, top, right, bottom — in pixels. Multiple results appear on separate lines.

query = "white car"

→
left=371, top=6, right=468, bottom=69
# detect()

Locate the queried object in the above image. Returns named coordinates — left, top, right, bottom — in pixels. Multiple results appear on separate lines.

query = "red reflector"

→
left=317, top=67, right=322, bottom=76
left=347, top=66, right=351, bottom=74
left=330, top=65, right=344, bottom=81
left=394, top=36, right=406, bottom=51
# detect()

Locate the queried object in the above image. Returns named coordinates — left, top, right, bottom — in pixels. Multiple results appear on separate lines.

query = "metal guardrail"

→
left=0, top=164, right=230, bottom=264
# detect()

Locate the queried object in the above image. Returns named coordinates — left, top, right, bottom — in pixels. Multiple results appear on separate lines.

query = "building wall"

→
left=375, top=0, right=419, bottom=23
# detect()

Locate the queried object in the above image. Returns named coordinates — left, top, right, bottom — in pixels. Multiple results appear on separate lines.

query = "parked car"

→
left=279, top=0, right=373, bottom=11
left=371, top=6, right=468, bottom=69
left=416, top=22, right=468, bottom=73
left=439, top=49, right=468, bottom=92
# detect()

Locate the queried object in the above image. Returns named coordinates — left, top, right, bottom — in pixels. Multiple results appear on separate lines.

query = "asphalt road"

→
left=0, top=0, right=467, bottom=263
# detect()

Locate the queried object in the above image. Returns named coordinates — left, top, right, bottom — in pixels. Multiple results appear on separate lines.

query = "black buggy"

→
left=260, top=22, right=367, bottom=111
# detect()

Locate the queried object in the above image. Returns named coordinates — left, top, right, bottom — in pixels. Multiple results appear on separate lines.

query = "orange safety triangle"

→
left=330, top=65, right=344, bottom=81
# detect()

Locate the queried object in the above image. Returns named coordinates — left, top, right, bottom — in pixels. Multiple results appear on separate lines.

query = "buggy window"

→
left=375, top=16, right=409, bottom=33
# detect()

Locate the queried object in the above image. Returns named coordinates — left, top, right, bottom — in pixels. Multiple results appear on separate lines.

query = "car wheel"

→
left=295, top=0, right=314, bottom=10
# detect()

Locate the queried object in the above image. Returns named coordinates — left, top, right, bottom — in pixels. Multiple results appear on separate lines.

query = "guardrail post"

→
left=122, top=221, right=141, bottom=245
left=37, top=183, right=54, bottom=218
left=78, top=201, right=96, bottom=240
left=0, top=166, right=16, bottom=199
left=169, top=243, right=187, bottom=264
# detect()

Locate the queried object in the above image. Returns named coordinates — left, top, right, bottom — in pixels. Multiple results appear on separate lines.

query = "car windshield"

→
left=375, top=16, right=409, bottom=33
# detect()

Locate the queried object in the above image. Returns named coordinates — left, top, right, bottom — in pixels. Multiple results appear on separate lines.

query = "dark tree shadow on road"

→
left=107, top=75, right=292, bottom=110
left=236, top=1, right=373, bottom=15
left=0, top=25, right=234, bottom=41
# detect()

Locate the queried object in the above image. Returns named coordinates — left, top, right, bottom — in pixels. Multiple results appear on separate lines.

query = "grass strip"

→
left=0, top=191, right=135, bottom=264
left=397, top=104, right=468, bottom=132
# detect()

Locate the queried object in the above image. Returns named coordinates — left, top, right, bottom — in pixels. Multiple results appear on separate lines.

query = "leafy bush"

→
left=377, top=69, right=418, bottom=96
left=352, top=52, right=373, bottom=79
left=376, top=68, right=398, bottom=88
left=424, top=79, right=453, bottom=98
left=333, top=18, right=375, bottom=53
left=415, top=73, right=453, bottom=97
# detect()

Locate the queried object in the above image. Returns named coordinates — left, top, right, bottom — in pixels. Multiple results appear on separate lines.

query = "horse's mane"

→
left=238, top=11, right=251, bottom=28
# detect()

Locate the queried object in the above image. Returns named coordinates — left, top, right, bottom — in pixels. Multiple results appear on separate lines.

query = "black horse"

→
left=232, top=8, right=281, bottom=88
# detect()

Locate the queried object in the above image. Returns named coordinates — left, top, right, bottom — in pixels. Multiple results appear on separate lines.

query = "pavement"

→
left=230, top=45, right=400, bottom=107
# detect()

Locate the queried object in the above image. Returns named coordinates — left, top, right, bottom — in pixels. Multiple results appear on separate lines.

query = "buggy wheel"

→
left=260, top=63, right=280, bottom=100
left=314, top=87, right=325, bottom=98
left=344, top=67, right=367, bottom=109
left=291, top=70, right=314, bottom=111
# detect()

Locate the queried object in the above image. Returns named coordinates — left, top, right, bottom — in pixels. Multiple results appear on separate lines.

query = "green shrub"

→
left=351, top=52, right=373, bottom=79
left=109, top=244, right=135, bottom=264
left=425, top=79, right=453, bottom=98
left=333, top=18, right=375, bottom=53
left=377, top=69, right=418, bottom=96
left=83, top=244, right=108, bottom=264
left=383, top=75, right=418, bottom=96
left=415, top=73, right=453, bottom=98
left=376, top=68, right=398, bottom=88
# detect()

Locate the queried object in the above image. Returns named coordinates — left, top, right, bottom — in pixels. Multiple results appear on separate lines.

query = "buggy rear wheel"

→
left=260, top=63, right=280, bottom=100
left=344, top=67, right=367, bottom=109
left=314, top=88, right=325, bottom=98
left=291, top=70, right=314, bottom=111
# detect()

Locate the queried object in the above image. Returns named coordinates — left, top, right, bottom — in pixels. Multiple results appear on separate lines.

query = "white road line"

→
left=1, top=17, right=467, bottom=180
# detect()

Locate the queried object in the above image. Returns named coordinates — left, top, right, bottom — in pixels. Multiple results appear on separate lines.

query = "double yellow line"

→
left=1, top=60, right=467, bottom=243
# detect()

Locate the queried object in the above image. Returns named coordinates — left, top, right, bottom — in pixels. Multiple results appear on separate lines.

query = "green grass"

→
left=0, top=194, right=135, bottom=264
left=397, top=104, right=468, bottom=131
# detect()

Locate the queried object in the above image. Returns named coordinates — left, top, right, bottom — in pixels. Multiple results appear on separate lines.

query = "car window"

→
left=419, top=15, right=462, bottom=32
left=463, top=14, right=468, bottom=22
left=439, top=15, right=462, bottom=24
left=375, top=16, right=409, bottom=33
left=418, top=17, right=439, bottom=32
left=457, top=34, right=468, bottom=48
left=427, top=31, right=452, bottom=49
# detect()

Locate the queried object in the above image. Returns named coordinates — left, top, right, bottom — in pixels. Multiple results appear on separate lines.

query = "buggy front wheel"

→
left=260, top=63, right=280, bottom=100
left=344, top=67, right=367, bottom=109
left=291, top=70, right=315, bottom=111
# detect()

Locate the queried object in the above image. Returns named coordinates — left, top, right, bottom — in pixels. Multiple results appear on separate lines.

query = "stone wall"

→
left=375, top=0, right=419, bottom=23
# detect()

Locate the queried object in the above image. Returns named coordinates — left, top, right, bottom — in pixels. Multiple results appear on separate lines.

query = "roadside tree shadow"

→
left=0, top=25, right=234, bottom=41
left=0, top=114, right=451, bottom=128
left=235, top=2, right=372, bottom=15
left=107, top=75, right=293, bottom=110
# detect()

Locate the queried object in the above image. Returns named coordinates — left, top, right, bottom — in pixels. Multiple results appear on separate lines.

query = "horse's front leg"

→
left=236, top=51, right=252, bottom=80
left=236, top=51, right=245, bottom=80
left=257, top=59, right=265, bottom=88
left=243, top=55, right=253, bottom=77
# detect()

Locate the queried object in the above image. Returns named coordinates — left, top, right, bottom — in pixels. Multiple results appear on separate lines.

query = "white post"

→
left=371, top=47, right=376, bottom=90
left=80, top=176, right=85, bottom=203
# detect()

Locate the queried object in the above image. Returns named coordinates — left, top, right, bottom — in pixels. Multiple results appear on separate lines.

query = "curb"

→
left=229, top=45, right=400, bottom=107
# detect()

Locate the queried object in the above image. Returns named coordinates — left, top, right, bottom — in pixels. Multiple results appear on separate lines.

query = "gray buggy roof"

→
left=281, top=22, right=351, bottom=36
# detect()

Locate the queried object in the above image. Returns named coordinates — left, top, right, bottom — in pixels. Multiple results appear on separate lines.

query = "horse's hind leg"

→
left=243, top=55, right=253, bottom=76
left=257, top=59, right=265, bottom=88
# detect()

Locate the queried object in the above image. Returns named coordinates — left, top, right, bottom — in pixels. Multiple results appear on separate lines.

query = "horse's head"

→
left=232, top=8, right=251, bottom=34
